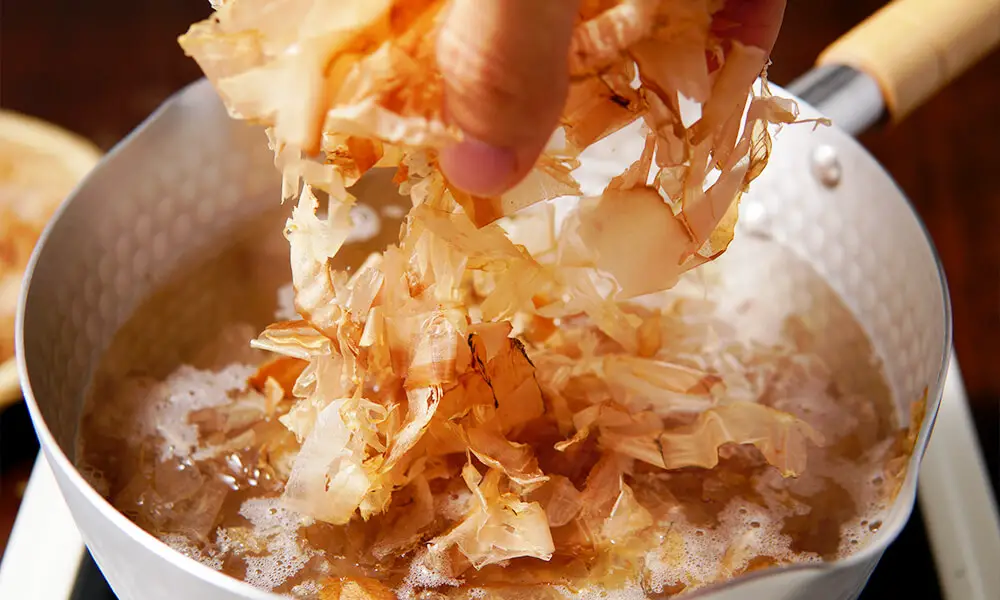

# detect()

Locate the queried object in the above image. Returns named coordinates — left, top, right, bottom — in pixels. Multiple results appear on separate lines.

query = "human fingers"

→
left=714, top=0, right=787, bottom=52
left=436, top=0, right=580, bottom=196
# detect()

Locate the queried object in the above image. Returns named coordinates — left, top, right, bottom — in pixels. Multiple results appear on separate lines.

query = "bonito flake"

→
left=181, top=0, right=821, bottom=577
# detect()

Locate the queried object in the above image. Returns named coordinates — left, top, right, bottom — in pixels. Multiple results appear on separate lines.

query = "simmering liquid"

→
left=77, top=214, right=917, bottom=599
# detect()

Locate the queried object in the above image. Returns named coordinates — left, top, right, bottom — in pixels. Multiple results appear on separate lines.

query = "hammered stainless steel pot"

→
left=16, top=1, right=1000, bottom=599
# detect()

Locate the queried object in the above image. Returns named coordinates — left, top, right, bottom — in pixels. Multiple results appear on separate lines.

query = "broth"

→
left=77, top=212, right=916, bottom=599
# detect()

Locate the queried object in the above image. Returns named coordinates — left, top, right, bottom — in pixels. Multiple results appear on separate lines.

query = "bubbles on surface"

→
left=122, top=363, right=258, bottom=461
left=76, top=231, right=917, bottom=599
left=161, top=534, right=224, bottom=571
left=78, top=463, right=110, bottom=497
left=642, top=499, right=822, bottom=596
left=435, top=489, right=473, bottom=522
left=397, top=549, right=461, bottom=599
left=290, top=581, right=321, bottom=598
left=236, top=498, right=319, bottom=592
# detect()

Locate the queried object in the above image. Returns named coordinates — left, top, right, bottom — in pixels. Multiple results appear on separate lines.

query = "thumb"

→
left=437, top=0, right=580, bottom=196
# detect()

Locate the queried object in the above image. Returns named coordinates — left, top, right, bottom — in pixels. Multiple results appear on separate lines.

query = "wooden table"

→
left=1, top=0, right=997, bottom=557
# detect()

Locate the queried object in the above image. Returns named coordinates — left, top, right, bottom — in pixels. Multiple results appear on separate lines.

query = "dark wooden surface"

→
left=0, top=0, right=997, bottom=573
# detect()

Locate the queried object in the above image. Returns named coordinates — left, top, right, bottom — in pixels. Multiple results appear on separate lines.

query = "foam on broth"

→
left=76, top=202, right=914, bottom=599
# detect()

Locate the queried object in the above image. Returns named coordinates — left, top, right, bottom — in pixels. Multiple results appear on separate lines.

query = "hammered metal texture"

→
left=737, top=122, right=948, bottom=419
left=577, top=115, right=949, bottom=424
left=22, top=79, right=280, bottom=458
left=19, top=81, right=949, bottom=600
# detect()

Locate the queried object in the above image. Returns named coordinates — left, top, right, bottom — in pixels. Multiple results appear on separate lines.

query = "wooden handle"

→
left=818, top=0, right=1000, bottom=122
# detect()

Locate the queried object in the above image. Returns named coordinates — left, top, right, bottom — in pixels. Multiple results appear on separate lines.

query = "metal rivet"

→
left=742, top=200, right=767, bottom=224
left=811, top=144, right=842, bottom=187
left=346, top=203, right=381, bottom=244
left=737, top=200, right=773, bottom=239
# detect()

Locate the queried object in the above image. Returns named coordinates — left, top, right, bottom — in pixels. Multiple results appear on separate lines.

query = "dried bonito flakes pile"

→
left=180, top=0, right=821, bottom=590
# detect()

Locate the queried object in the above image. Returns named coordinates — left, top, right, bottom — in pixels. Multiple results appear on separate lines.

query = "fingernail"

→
left=440, top=136, right=517, bottom=197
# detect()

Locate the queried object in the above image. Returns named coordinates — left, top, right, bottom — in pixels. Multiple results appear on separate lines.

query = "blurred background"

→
left=0, top=0, right=997, bottom=594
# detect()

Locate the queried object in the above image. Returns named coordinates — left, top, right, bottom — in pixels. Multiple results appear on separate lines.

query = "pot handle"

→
left=817, top=0, right=1000, bottom=123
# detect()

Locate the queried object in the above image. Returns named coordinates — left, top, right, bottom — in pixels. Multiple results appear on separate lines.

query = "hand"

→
left=437, top=0, right=787, bottom=197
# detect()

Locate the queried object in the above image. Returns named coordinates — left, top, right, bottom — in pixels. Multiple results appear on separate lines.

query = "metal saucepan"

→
left=16, top=0, right=1000, bottom=599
